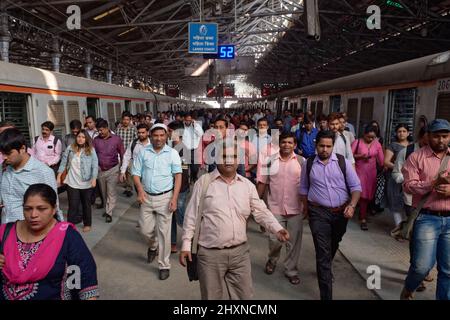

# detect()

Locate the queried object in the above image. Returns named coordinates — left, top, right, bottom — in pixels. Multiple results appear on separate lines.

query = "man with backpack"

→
left=257, top=132, right=305, bottom=286
left=32, top=121, right=63, bottom=176
left=299, top=130, right=361, bottom=300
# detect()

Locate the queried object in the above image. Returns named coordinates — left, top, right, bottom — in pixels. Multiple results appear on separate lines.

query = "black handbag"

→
left=186, top=253, right=199, bottom=281
left=186, top=173, right=212, bottom=282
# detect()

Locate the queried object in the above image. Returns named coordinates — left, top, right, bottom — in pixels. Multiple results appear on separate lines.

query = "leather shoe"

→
left=159, top=269, right=170, bottom=280
left=147, top=248, right=157, bottom=263
left=105, top=215, right=112, bottom=223
left=400, top=287, right=414, bottom=300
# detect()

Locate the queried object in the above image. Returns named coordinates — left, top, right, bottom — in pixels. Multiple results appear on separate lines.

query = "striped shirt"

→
left=402, top=146, right=450, bottom=211
left=0, top=156, right=63, bottom=223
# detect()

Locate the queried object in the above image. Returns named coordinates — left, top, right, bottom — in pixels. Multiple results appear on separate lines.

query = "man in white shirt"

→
left=338, top=114, right=355, bottom=145
left=252, top=109, right=264, bottom=124
left=328, top=113, right=355, bottom=165
left=341, top=112, right=356, bottom=138
left=85, top=116, right=99, bottom=140
left=182, top=112, right=204, bottom=182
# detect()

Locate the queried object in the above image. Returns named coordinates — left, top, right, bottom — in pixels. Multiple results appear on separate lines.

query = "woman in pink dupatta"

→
left=0, top=184, right=98, bottom=300
left=351, top=126, right=384, bottom=231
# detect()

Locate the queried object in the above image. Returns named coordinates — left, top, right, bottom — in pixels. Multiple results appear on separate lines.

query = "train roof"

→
left=260, top=51, right=450, bottom=100
left=0, top=60, right=184, bottom=103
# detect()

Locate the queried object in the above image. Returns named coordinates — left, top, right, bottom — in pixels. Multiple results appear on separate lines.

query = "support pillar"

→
left=106, top=60, right=113, bottom=84
left=84, top=52, right=92, bottom=79
left=0, top=13, right=10, bottom=62
left=52, top=38, right=61, bottom=72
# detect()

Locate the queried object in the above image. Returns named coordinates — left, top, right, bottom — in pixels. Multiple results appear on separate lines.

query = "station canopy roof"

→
left=3, top=0, right=450, bottom=95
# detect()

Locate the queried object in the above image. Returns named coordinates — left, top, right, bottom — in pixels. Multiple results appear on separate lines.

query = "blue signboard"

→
left=188, top=22, right=218, bottom=54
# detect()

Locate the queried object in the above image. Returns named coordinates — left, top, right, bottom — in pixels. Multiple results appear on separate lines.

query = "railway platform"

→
left=58, top=186, right=435, bottom=300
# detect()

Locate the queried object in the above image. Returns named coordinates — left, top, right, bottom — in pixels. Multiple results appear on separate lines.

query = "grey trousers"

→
left=197, top=243, right=253, bottom=300
left=98, top=165, right=119, bottom=217
left=268, top=213, right=304, bottom=277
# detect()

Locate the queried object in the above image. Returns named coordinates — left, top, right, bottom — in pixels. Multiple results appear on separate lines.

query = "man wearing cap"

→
left=400, top=119, right=450, bottom=300
left=132, top=123, right=182, bottom=281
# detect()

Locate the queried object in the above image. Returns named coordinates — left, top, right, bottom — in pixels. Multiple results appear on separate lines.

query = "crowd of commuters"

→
left=0, top=106, right=448, bottom=301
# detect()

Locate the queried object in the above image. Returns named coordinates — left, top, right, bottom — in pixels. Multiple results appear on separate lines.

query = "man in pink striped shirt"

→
left=401, top=119, right=450, bottom=300
left=32, top=121, right=62, bottom=174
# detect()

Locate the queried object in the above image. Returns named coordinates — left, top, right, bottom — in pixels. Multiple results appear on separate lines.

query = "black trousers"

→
left=308, top=205, right=348, bottom=300
left=67, top=185, right=92, bottom=226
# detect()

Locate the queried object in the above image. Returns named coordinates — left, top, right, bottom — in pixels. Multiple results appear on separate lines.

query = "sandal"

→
left=264, top=260, right=276, bottom=275
left=424, top=274, right=434, bottom=282
left=285, top=274, right=300, bottom=285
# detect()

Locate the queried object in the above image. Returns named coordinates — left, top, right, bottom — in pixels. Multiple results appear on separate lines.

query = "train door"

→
left=0, top=92, right=31, bottom=143
left=386, top=88, right=417, bottom=145
left=347, top=98, right=359, bottom=134
left=359, top=98, right=375, bottom=138
left=310, top=101, right=317, bottom=117
left=300, top=98, right=307, bottom=113
left=125, top=100, right=131, bottom=112
left=436, top=93, right=450, bottom=121
left=276, top=99, right=282, bottom=117
left=316, top=101, right=324, bottom=118
left=86, top=97, right=99, bottom=118
left=330, top=95, right=341, bottom=113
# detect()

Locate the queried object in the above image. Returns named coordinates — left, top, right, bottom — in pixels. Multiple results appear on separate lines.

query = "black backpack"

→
left=306, top=154, right=351, bottom=195
left=130, top=138, right=139, bottom=156
left=405, top=144, right=415, bottom=161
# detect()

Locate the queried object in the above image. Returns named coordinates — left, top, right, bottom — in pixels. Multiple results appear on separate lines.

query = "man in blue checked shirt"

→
left=0, top=128, right=63, bottom=224
left=132, top=123, right=182, bottom=281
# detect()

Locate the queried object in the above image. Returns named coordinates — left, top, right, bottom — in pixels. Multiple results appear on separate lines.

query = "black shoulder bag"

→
left=187, top=173, right=212, bottom=281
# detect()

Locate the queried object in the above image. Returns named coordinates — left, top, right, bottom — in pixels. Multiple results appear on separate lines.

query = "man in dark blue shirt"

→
left=295, top=116, right=318, bottom=159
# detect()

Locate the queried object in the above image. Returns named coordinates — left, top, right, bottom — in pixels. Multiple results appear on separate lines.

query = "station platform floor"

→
left=58, top=189, right=436, bottom=300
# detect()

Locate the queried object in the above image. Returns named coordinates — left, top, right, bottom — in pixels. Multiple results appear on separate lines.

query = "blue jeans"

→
left=171, top=190, right=189, bottom=245
left=405, top=211, right=450, bottom=300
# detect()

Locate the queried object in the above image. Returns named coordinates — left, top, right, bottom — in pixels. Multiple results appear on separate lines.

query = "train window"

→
left=386, top=88, right=417, bottom=145
left=0, top=92, right=31, bottom=144
left=330, top=95, right=341, bottom=113
left=359, top=98, right=374, bottom=137
left=146, top=102, right=150, bottom=112
left=436, top=94, right=450, bottom=121
left=125, top=100, right=131, bottom=111
left=48, top=100, right=66, bottom=138
left=67, top=101, right=81, bottom=122
left=347, top=98, right=358, bottom=133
